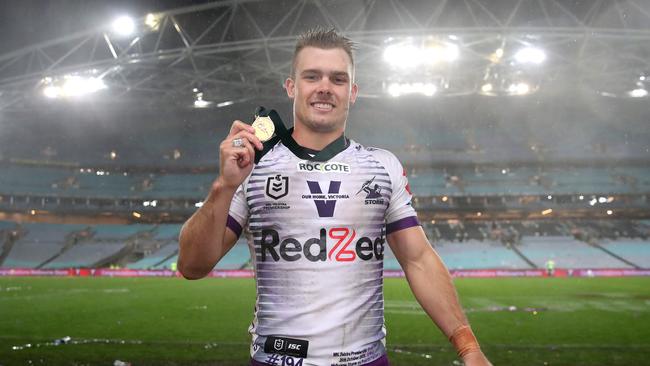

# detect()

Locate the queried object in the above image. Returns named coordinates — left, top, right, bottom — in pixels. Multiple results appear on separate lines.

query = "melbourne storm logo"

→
left=356, top=176, right=385, bottom=205
left=265, top=174, right=289, bottom=200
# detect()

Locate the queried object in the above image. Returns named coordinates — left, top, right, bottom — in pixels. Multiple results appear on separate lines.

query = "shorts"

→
left=250, top=353, right=390, bottom=366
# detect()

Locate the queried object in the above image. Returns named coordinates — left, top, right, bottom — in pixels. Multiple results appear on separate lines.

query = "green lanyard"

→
left=254, top=107, right=349, bottom=164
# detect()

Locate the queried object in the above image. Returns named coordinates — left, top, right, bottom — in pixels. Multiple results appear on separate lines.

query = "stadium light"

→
left=607, top=210, right=613, bottom=215
left=628, top=88, right=648, bottom=98
left=383, top=39, right=459, bottom=69
left=541, top=209, right=552, bottom=215
left=384, top=43, right=420, bottom=69
left=217, top=100, right=234, bottom=108
left=387, top=82, right=437, bottom=97
left=42, top=74, right=107, bottom=99
left=508, top=82, right=531, bottom=95
left=132, top=211, right=142, bottom=218
left=112, top=16, right=136, bottom=36
left=514, top=47, right=546, bottom=65
left=144, top=13, right=162, bottom=31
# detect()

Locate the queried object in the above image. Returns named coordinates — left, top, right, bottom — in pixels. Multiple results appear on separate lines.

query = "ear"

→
left=349, top=82, right=359, bottom=105
left=284, top=77, right=295, bottom=99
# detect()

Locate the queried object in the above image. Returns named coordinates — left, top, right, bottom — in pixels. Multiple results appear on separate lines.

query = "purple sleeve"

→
left=386, top=216, right=420, bottom=235
left=226, top=214, right=243, bottom=238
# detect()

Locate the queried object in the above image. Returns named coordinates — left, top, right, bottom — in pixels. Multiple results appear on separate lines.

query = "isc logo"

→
left=260, top=227, right=385, bottom=262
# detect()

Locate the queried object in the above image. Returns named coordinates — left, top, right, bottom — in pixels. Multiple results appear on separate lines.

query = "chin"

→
left=305, top=118, right=340, bottom=133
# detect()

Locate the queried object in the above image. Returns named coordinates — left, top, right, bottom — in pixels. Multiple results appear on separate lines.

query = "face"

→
left=285, top=47, right=358, bottom=134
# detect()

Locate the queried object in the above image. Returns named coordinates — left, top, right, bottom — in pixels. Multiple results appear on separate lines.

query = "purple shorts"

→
left=251, top=354, right=390, bottom=366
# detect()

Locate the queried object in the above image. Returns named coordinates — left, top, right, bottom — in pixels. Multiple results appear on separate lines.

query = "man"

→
left=178, top=28, right=492, bottom=366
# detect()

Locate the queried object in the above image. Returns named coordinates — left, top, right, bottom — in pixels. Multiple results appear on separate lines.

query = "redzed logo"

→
left=328, top=227, right=356, bottom=261
left=260, top=227, right=385, bottom=262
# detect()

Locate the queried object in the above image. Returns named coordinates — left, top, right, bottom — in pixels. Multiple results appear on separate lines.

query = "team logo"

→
left=265, top=174, right=289, bottom=200
left=302, top=181, right=349, bottom=217
left=273, top=339, right=284, bottom=351
left=356, top=176, right=385, bottom=205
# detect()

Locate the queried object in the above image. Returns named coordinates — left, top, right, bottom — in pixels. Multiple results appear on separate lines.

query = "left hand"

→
left=462, top=350, right=493, bottom=366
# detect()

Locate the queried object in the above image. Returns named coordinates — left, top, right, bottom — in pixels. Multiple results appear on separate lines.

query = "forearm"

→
left=178, top=180, right=236, bottom=279
left=402, top=247, right=468, bottom=338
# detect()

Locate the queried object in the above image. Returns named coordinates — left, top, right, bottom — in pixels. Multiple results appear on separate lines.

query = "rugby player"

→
left=179, top=28, right=492, bottom=366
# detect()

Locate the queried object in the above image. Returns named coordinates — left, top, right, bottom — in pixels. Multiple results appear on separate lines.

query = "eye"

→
left=333, top=76, right=348, bottom=84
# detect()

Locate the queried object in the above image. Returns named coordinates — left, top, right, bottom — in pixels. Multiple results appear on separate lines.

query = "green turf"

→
left=1, top=276, right=649, bottom=365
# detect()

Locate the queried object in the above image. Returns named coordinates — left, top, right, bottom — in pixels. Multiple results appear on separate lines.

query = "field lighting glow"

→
left=112, top=16, right=136, bottom=36
left=42, top=75, right=107, bottom=99
left=628, top=88, right=648, bottom=98
left=508, top=82, right=531, bottom=95
left=383, top=39, right=458, bottom=68
left=514, top=47, right=546, bottom=64
left=387, top=82, right=437, bottom=97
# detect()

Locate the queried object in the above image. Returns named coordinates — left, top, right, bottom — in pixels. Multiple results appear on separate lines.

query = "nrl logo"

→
left=265, top=174, right=289, bottom=200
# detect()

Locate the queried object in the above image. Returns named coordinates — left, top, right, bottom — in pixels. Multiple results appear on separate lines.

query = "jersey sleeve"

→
left=227, top=180, right=249, bottom=238
left=372, top=148, right=419, bottom=234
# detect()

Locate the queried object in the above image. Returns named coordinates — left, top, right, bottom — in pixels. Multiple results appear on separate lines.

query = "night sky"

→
left=0, top=0, right=214, bottom=54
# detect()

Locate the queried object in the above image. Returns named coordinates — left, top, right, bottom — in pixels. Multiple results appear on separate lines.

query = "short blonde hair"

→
left=291, top=28, right=356, bottom=77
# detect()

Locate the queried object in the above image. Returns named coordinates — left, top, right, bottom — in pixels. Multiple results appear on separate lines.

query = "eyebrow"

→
left=301, top=69, right=350, bottom=78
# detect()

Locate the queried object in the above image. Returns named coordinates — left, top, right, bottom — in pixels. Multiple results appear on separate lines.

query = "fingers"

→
left=221, top=131, right=259, bottom=168
left=238, top=136, right=256, bottom=168
left=228, top=120, right=254, bottom=137
left=228, top=121, right=263, bottom=150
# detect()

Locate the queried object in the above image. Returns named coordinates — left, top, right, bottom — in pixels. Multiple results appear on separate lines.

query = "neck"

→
left=291, top=124, right=344, bottom=150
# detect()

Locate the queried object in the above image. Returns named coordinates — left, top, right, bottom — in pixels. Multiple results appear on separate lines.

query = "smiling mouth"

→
left=310, top=102, right=335, bottom=111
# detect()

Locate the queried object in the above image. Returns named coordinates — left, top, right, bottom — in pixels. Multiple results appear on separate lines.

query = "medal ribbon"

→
left=254, top=106, right=348, bottom=163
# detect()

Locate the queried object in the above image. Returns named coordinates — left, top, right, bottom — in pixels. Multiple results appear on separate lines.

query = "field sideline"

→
left=1, top=277, right=649, bottom=365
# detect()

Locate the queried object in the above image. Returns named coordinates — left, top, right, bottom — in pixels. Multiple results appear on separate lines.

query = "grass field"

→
left=1, top=276, right=649, bottom=366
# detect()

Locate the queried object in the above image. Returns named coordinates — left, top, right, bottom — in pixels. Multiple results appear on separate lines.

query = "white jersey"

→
left=227, top=137, right=418, bottom=366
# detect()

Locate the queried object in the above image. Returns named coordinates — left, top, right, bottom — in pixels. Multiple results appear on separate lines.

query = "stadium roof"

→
left=0, top=0, right=649, bottom=111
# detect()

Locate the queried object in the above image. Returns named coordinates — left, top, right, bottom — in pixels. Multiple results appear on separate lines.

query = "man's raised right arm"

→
left=178, top=121, right=262, bottom=280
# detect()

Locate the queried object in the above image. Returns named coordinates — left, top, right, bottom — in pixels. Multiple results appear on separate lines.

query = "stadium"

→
left=0, top=0, right=649, bottom=365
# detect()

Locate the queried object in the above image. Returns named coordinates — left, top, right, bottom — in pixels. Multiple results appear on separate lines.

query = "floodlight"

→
left=628, top=88, right=648, bottom=98
left=383, top=44, right=420, bottom=68
left=217, top=100, right=234, bottom=108
left=508, top=82, right=530, bottom=95
left=145, top=13, right=162, bottom=31
left=194, top=94, right=212, bottom=108
left=386, top=82, right=437, bottom=97
left=383, top=39, right=459, bottom=68
left=43, top=86, right=61, bottom=99
left=112, top=16, right=136, bottom=36
left=61, top=76, right=106, bottom=97
left=514, top=47, right=546, bottom=64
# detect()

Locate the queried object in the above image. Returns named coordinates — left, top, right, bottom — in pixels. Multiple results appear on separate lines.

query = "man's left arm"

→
left=387, top=225, right=493, bottom=366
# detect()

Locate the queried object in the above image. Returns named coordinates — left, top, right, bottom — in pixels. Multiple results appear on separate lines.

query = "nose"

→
left=316, top=76, right=332, bottom=96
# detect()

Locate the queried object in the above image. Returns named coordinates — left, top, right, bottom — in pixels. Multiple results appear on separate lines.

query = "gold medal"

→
left=252, top=116, right=275, bottom=142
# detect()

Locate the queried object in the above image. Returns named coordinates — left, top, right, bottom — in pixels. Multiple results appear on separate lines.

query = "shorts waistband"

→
left=251, top=353, right=389, bottom=366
